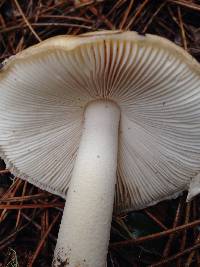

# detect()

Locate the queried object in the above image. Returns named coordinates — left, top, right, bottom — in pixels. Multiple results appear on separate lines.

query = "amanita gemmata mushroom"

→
left=0, top=31, right=200, bottom=266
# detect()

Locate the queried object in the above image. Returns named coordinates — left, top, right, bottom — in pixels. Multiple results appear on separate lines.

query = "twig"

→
left=186, top=233, right=200, bottom=266
left=177, top=6, right=187, bottom=50
left=0, top=220, right=33, bottom=250
left=13, top=0, right=41, bottom=42
left=28, top=213, right=60, bottom=266
left=21, top=211, right=57, bottom=242
left=168, top=0, right=200, bottom=12
left=142, top=2, right=166, bottom=33
left=163, top=196, right=183, bottom=257
left=110, top=218, right=200, bottom=248
left=15, top=181, right=28, bottom=228
left=150, top=242, right=200, bottom=267
left=177, top=201, right=191, bottom=266
left=0, top=22, right=93, bottom=33
left=0, top=193, right=50, bottom=203
left=119, top=0, right=135, bottom=29
left=126, top=0, right=150, bottom=30
left=0, top=203, right=64, bottom=209
left=144, top=210, right=168, bottom=230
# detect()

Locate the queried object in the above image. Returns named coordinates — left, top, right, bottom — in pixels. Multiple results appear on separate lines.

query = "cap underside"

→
left=0, top=31, right=200, bottom=212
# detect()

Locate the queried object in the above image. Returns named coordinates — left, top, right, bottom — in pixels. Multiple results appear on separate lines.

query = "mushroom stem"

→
left=53, top=100, right=120, bottom=267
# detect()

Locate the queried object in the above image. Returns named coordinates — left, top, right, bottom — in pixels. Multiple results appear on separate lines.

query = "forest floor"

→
left=0, top=0, right=200, bottom=266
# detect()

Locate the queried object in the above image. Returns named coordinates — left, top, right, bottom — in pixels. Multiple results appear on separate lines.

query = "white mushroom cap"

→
left=0, top=31, right=200, bottom=213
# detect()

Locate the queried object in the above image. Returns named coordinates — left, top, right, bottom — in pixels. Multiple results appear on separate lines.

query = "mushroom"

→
left=0, top=31, right=200, bottom=267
